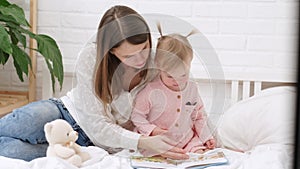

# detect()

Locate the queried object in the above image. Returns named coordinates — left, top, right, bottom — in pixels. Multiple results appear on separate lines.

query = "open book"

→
left=130, top=148, right=228, bottom=169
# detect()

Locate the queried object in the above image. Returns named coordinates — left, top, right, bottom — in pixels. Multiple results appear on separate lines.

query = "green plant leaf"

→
left=0, top=0, right=10, bottom=7
left=34, top=34, right=64, bottom=89
left=7, top=21, right=35, bottom=38
left=12, top=55, right=24, bottom=82
left=9, top=27, right=18, bottom=45
left=11, top=28, right=26, bottom=48
left=0, top=4, right=30, bottom=27
left=11, top=44, right=31, bottom=75
left=45, top=59, right=56, bottom=93
left=0, top=24, right=12, bottom=54
left=0, top=13, right=20, bottom=24
left=4, top=19, right=21, bottom=28
left=0, top=49, right=9, bottom=65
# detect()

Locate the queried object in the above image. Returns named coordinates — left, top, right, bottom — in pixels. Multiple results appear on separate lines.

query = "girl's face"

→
left=160, top=65, right=190, bottom=91
left=111, top=40, right=150, bottom=69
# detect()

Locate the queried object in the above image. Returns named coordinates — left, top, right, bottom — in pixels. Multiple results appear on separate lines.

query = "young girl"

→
left=0, top=6, right=188, bottom=161
left=131, top=26, right=216, bottom=155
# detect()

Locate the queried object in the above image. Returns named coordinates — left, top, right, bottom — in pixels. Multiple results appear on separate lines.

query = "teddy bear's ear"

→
left=44, top=122, right=53, bottom=134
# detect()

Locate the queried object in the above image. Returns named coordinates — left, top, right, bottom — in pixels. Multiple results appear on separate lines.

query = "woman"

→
left=0, top=5, right=188, bottom=161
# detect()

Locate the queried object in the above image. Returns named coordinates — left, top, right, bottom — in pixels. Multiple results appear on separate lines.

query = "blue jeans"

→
left=0, top=98, right=93, bottom=161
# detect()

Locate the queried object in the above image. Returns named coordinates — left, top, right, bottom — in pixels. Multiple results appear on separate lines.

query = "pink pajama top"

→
left=131, top=77, right=213, bottom=153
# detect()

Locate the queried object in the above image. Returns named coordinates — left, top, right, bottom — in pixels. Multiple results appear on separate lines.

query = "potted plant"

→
left=0, top=0, right=63, bottom=92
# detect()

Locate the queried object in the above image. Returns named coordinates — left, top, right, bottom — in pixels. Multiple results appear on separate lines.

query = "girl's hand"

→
left=204, top=139, right=216, bottom=149
left=138, top=135, right=189, bottom=160
left=151, top=127, right=168, bottom=136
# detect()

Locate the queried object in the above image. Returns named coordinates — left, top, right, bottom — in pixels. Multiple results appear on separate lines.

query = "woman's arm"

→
left=71, top=43, right=140, bottom=150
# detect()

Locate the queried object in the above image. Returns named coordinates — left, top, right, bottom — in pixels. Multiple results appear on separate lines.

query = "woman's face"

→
left=111, top=40, right=150, bottom=69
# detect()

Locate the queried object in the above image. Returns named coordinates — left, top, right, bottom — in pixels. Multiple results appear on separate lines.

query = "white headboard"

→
left=42, top=63, right=297, bottom=109
left=190, top=66, right=296, bottom=106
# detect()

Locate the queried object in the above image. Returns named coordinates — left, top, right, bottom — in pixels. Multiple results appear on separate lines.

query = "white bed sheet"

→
left=0, top=144, right=293, bottom=169
left=0, top=86, right=295, bottom=169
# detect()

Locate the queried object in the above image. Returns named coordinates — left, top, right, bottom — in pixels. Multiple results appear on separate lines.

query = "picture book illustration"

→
left=130, top=148, right=229, bottom=169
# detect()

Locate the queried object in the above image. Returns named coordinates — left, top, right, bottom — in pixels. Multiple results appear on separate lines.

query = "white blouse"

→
left=60, top=36, right=155, bottom=152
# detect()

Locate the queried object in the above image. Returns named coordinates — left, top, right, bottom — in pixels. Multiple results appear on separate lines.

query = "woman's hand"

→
left=150, top=127, right=168, bottom=136
left=160, top=147, right=189, bottom=160
left=138, top=135, right=189, bottom=160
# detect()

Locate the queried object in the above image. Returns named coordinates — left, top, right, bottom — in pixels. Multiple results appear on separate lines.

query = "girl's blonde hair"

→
left=94, top=6, right=152, bottom=105
left=155, top=23, right=197, bottom=73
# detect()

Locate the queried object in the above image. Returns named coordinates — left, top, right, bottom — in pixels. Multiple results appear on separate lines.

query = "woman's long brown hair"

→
left=94, top=5, right=152, bottom=106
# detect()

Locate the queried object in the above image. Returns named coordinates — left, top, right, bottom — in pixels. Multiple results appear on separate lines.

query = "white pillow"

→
left=218, top=86, right=296, bottom=152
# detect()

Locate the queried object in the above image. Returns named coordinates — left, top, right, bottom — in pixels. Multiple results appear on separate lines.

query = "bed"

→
left=0, top=63, right=296, bottom=169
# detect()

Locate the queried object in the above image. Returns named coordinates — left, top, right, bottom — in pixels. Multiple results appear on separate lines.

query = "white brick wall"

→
left=1, top=0, right=298, bottom=100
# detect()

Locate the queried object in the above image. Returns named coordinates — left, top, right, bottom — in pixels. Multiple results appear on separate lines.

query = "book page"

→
left=130, top=148, right=228, bottom=169
left=178, top=150, right=228, bottom=168
left=131, top=156, right=177, bottom=168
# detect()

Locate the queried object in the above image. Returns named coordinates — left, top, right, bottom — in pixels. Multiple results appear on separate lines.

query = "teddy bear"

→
left=44, top=119, right=90, bottom=167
